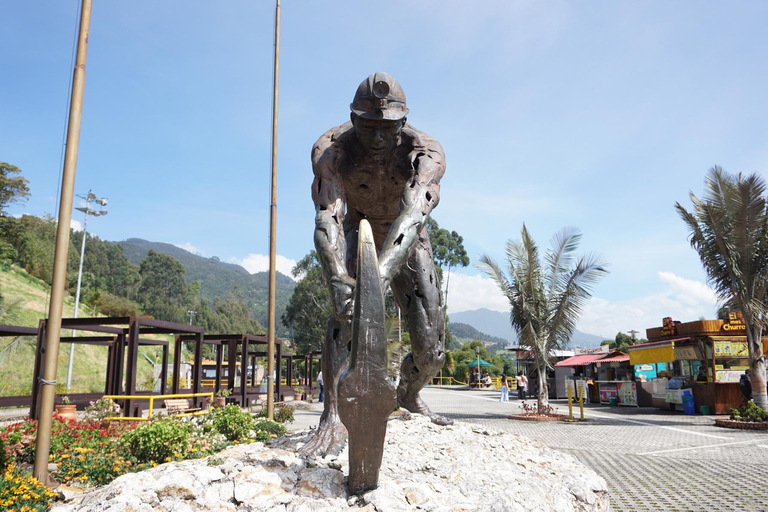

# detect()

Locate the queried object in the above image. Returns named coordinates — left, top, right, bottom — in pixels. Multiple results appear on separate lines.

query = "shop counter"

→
left=596, top=380, right=638, bottom=406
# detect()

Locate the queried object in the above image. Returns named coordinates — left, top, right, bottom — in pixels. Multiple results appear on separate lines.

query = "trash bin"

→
left=609, top=397, right=618, bottom=407
left=699, top=405, right=711, bottom=415
left=683, top=396, right=695, bottom=415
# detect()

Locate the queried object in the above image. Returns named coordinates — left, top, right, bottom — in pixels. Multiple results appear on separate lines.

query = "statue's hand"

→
left=330, top=274, right=356, bottom=320
left=378, top=262, right=392, bottom=292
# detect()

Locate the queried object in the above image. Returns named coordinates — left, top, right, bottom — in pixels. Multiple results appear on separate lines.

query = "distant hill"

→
left=449, top=308, right=606, bottom=348
left=448, top=322, right=509, bottom=345
left=119, top=238, right=295, bottom=335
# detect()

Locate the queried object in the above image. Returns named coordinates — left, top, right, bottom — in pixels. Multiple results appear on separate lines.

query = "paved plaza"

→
left=292, top=386, right=768, bottom=512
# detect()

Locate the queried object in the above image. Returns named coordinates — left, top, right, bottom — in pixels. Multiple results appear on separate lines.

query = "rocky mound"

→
left=52, top=414, right=608, bottom=511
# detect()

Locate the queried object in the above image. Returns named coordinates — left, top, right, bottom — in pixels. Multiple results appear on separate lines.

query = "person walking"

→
left=500, top=374, right=509, bottom=402
left=739, top=369, right=752, bottom=402
left=317, top=371, right=324, bottom=403
left=517, top=372, right=528, bottom=400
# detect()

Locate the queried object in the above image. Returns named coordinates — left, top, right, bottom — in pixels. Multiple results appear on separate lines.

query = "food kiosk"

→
left=630, top=315, right=768, bottom=414
left=555, top=349, right=635, bottom=405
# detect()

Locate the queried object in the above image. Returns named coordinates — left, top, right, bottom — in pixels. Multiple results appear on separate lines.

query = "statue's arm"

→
left=312, top=134, right=355, bottom=316
left=378, top=139, right=445, bottom=286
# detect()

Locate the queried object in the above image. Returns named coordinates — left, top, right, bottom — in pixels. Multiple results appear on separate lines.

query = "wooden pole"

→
left=33, top=0, right=93, bottom=484
left=266, top=0, right=281, bottom=420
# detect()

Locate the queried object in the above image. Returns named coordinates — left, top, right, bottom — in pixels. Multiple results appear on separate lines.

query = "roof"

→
left=597, top=352, right=630, bottom=364
left=555, top=353, right=606, bottom=367
left=627, top=337, right=691, bottom=350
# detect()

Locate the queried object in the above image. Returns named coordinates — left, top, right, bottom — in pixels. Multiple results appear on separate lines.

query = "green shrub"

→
left=56, top=446, right=138, bottom=487
left=121, top=417, right=191, bottom=463
left=253, top=418, right=286, bottom=442
left=84, top=397, right=121, bottom=420
left=255, top=403, right=295, bottom=424
left=209, top=404, right=254, bottom=441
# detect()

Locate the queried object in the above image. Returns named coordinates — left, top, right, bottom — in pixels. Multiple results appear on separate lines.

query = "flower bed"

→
left=715, top=418, right=768, bottom=430
left=0, top=402, right=295, bottom=510
left=508, top=413, right=569, bottom=422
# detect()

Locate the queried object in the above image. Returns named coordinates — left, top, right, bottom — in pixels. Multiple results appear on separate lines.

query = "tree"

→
left=137, top=250, right=189, bottom=323
left=478, top=225, right=608, bottom=413
left=426, top=217, right=470, bottom=320
left=281, top=252, right=332, bottom=354
left=676, top=167, right=768, bottom=409
left=600, top=332, right=646, bottom=351
left=0, top=161, right=30, bottom=215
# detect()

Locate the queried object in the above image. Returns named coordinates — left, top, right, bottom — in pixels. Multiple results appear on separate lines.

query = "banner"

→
left=618, top=381, right=637, bottom=406
left=598, top=383, right=618, bottom=404
left=714, top=341, right=748, bottom=357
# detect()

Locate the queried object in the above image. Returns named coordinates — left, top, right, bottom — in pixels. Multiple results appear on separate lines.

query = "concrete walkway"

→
left=293, top=386, right=768, bottom=512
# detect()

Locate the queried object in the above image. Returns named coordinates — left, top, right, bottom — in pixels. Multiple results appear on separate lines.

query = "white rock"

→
left=51, top=413, right=608, bottom=512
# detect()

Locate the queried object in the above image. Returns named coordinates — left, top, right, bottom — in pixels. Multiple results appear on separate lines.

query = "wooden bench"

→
left=163, top=398, right=201, bottom=415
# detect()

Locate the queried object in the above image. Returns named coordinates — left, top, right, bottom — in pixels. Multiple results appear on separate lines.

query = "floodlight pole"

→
left=266, top=0, right=281, bottom=419
left=66, top=191, right=107, bottom=389
left=34, top=0, right=92, bottom=484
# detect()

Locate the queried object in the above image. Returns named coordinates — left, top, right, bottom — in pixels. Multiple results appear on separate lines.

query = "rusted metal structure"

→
left=30, top=316, right=204, bottom=419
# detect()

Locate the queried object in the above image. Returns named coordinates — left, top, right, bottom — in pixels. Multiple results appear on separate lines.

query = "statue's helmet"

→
left=350, top=72, right=409, bottom=121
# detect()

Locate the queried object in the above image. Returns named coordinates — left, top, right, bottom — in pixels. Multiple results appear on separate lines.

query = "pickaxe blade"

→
left=337, top=219, right=397, bottom=494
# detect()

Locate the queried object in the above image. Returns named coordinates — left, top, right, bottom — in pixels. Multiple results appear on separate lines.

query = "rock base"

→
left=52, top=414, right=608, bottom=511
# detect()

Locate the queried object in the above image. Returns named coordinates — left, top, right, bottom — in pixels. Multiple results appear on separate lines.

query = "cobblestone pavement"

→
left=290, top=386, right=768, bottom=511
left=419, top=386, right=768, bottom=512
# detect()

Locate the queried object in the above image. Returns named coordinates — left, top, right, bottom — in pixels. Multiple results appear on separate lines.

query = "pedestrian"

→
left=517, top=372, right=528, bottom=400
left=317, top=371, right=324, bottom=403
left=739, top=369, right=752, bottom=402
left=499, top=374, right=509, bottom=402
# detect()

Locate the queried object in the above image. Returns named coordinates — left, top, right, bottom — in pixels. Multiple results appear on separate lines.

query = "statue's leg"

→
left=300, top=316, right=350, bottom=457
left=391, top=238, right=453, bottom=426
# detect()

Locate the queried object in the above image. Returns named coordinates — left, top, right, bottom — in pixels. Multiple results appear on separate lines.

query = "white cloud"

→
left=231, top=254, right=298, bottom=279
left=175, top=242, right=204, bottom=256
left=578, top=272, right=718, bottom=338
left=447, top=270, right=719, bottom=340
left=445, top=273, right=508, bottom=314
left=70, top=219, right=82, bottom=232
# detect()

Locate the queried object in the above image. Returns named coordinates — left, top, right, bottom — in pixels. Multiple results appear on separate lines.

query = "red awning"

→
left=555, top=353, right=607, bottom=367
left=597, top=353, right=630, bottom=363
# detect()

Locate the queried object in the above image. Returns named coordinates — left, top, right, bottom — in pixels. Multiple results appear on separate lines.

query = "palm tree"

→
left=477, top=225, right=608, bottom=413
left=676, top=167, right=768, bottom=409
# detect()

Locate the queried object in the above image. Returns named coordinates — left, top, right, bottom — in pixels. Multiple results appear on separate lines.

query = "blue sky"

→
left=3, top=2, right=767, bottom=338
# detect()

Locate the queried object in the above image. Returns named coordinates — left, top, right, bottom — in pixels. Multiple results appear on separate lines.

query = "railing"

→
left=196, top=378, right=301, bottom=388
left=102, top=392, right=213, bottom=421
left=430, top=376, right=467, bottom=386
left=431, top=376, right=520, bottom=390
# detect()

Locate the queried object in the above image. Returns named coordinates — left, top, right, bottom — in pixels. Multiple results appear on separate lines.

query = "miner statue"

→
left=303, top=72, right=451, bottom=465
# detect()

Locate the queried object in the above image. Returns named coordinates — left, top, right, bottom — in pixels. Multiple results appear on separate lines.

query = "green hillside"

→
left=0, top=265, right=155, bottom=396
left=119, top=238, right=295, bottom=335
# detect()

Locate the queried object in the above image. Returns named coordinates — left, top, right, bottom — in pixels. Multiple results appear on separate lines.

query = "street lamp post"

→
left=66, top=190, right=107, bottom=389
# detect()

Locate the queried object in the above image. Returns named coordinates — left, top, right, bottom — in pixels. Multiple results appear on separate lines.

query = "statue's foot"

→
left=398, top=394, right=454, bottom=426
left=300, top=414, right=347, bottom=457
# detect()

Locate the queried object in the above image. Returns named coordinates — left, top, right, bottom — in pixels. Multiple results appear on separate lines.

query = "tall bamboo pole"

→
left=266, top=0, right=281, bottom=420
left=33, top=0, right=93, bottom=483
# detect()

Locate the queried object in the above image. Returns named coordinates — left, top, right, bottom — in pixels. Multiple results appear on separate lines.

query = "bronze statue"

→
left=304, top=72, right=451, bottom=460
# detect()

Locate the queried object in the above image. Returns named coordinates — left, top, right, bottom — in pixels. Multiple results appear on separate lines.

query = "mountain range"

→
left=118, top=238, right=296, bottom=335
left=449, top=308, right=607, bottom=348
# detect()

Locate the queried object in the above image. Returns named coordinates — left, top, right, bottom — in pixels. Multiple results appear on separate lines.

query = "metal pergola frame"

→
left=30, top=316, right=204, bottom=419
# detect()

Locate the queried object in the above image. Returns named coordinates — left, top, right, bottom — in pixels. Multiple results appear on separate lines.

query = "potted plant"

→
left=292, top=386, right=304, bottom=401
left=215, top=388, right=232, bottom=407
left=55, top=395, right=77, bottom=420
